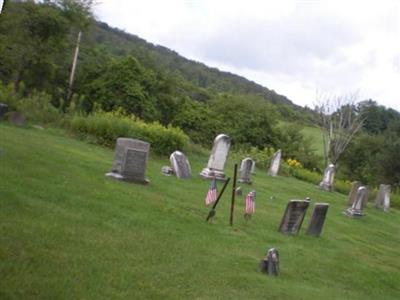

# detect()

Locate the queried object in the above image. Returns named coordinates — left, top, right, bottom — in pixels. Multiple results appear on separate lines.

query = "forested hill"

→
left=90, top=21, right=298, bottom=109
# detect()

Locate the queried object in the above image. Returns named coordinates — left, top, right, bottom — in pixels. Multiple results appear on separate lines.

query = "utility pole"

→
left=67, top=31, right=82, bottom=101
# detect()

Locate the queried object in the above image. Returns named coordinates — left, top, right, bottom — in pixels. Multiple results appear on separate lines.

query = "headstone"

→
left=362, top=186, right=369, bottom=208
left=105, top=138, right=150, bottom=184
left=161, top=166, right=174, bottom=176
left=306, top=203, right=329, bottom=237
left=0, top=103, right=8, bottom=120
left=268, top=150, right=281, bottom=176
left=259, top=248, right=279, bottom=276
left=200, top=134, right=230, bottom=180
left=9, top=112, right=26, bottom=126
left=347, top=181, right=362, bottom=207
left=170, top=151, right=191, bottom=179
left=241, top=157, right=255, bottom=174
left=344, top=186, right=366, bottom=217
left=238, top=157, right=253, bottom=184
left=375, top=184, right=391, bottom=212
left=278, top=199, right=310, bottom=234
left=319, top=164, right=335, bottom=191
left=251, top=160, right=256, bottom=174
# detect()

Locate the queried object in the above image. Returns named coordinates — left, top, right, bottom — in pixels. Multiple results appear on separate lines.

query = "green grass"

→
left=301, top=125, right=324, bottom=157
left=1, top=124, right=399, bottom=299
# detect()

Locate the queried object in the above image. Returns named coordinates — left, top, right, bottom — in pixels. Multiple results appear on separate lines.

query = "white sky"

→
left=94, top=0, right=400, bottom=111
left=0, top=0, right=4, bottom=14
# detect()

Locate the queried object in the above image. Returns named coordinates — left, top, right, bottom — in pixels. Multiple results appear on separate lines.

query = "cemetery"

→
left=1, top=123, right=399, bottom=299
left=1, top=2, right=399, bottom=299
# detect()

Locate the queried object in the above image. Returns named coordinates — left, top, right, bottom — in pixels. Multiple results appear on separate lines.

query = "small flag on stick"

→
left=244, top=190, right=256, bottom=220
left=205, top=178, right=217, bottom=206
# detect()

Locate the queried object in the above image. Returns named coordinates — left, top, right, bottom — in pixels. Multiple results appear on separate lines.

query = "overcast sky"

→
left=94, top=0, right=400, bottom=111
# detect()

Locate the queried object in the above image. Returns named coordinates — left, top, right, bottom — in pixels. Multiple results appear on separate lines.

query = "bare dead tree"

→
left=314, top=92, right=365, bottom=166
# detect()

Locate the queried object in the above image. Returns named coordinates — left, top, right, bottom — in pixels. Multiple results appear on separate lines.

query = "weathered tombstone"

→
left=375, top=184, right=391, bottom=212
left=319, top=164, right=335, bottom=191
left=278, top=199, right=310, bottom=234
left=238, top=157, right=253, bottom=184
left=306, top=203, right=329, bottom=237
left=240, top=157, right=255, bottom=174
left=0, top=103, right=8, bottom=120
left=259, top=248, right=279, bottom=276
left=268, top=150, right=281, bottom=176
left=9, top=112, right=26, bottom=126
left=105, top=138, right=150, bottom=184
left=200, top=134, right=230, bottom=180
left=251, top=160, right=256, bottom=174
left=170, top=151, right=191, bottom=179
left=344, top=186, right=366, bottom=217
left=362, top=186, right=369, bottom=208
left=347, top=181, right=362, bottom=207
left=161, top=166, right=174, bottom=176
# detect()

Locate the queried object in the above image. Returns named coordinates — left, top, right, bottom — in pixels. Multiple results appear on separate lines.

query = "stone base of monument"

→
left=238, top=178, right=252, bottom=184
left=319, top=181, right=333, bottom=192
left=199, top=168, right=227, bottom=181
left=343, top=207, right=364, bottom=218
left=105, top=172, right=150, bottom=185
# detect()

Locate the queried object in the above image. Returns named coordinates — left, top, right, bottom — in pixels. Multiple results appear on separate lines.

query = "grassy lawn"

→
left=1, top=124, right=399, bottom=299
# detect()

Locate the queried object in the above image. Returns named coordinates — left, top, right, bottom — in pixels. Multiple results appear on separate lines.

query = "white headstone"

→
left=375, top=184, right=391, bottom=212
left=319, top=164, right=335, bottom=191
left=170, top=151, right=191, bottom=179
left=200, top=134, right=230, bottom=180
left=268, top=150, right=281, bottom=176
left=344, top=186, right=366, bottom=217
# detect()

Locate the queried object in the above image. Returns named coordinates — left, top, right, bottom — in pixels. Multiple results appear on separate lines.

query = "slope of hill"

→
left=1, top=124, right=399, bottom=300
left=88, top=21, right=302, bottom=109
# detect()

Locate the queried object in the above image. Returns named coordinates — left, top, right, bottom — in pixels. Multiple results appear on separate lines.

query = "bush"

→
left=69, top=111, right=189, bottom=155
left=0, top=83, right=61, bottom=125
left=231, top=146, right=276, bottom=170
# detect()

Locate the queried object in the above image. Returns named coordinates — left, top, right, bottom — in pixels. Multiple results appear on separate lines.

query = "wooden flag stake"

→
left=229, top=164, right=238, bottom=226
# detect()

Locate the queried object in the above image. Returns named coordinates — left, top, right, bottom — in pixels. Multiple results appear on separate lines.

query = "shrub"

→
left=231, top=146, right=276, bottom=170
left=69, top=111, right=189, bottom=155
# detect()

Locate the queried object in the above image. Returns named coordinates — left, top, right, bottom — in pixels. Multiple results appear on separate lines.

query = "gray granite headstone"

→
left=239, top=157, right=253, bottom=184
left=344, top=186, right=366, bottom=217
left=347, top=181, right=362, bottom=207
left=106, top=138, right=150, bottom=184
left=268, top=150, right=281, bottom=176
left=319, top=164, right=335, bottom=191
left=278, top=199, right=310, bottom=234
left=241, top=157, right=255, bottom=174
left=200, top=134, right=230, bottom=180
left=375, top=184, right=391, bottom=212
left=306, top=203, right=329, bottom=237
left=170, top=151, right=191, bottom=179
left=260, top=248, right=279, bottom=276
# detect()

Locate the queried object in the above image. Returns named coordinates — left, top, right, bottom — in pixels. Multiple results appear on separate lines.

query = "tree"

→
left=314, top=92, right=364, bottom=166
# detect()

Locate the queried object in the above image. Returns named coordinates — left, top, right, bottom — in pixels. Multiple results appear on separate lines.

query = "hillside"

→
left=90, top=21, right=300, bottom=109
left=1, top=124, right=399, bottom=300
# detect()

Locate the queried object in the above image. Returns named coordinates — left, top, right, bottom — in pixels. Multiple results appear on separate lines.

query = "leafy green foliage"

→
left=69, top=111, right=189, bottom=155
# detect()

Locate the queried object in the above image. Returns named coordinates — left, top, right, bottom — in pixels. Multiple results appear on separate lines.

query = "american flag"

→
left=205, top=178, right=217, bottom=206
left=245, top=191, right=256, bottom=215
